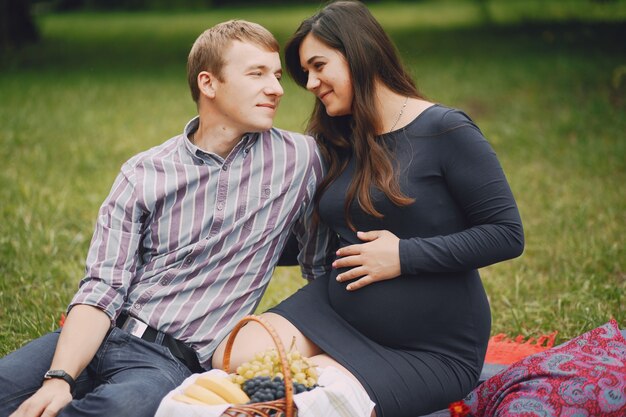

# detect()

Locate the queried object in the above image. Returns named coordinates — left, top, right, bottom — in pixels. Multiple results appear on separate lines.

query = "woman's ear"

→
left=197, top=71, right=217, bottom=99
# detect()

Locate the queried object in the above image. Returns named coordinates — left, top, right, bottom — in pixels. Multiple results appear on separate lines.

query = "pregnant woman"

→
left=212, top=2, right=524, bottom=416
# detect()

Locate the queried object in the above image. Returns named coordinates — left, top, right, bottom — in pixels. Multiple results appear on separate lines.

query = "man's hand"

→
left=10, top=379, right=72, bottom=417
left=333, top=230, right=401, bottom=290
left=9, top=304, right=110, bottom=417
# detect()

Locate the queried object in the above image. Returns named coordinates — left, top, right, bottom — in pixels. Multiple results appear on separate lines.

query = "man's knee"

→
left=0, top=388, right=37, bottom=417
left=65, top=377, right=179, bottom=417
left=0, top=332, right=60, bottom=415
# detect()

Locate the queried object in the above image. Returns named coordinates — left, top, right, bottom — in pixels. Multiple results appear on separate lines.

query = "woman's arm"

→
left=398, top=122, right=524, bottom=274
left=334, top=118, right=523, bottom=289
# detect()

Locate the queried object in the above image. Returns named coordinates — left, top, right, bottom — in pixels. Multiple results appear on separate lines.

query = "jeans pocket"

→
left=105, top=326, right=131, bottom=346
left=127, top=332, right=192, bottom=378
left=154, top=343, right=192, bottom=375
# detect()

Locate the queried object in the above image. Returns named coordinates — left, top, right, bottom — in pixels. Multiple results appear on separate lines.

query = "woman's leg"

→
left=211, top=312, right=322, bottom=370
left=211, top=313, right=376, bottom=417
left=308, top=353, right=376, bottom=417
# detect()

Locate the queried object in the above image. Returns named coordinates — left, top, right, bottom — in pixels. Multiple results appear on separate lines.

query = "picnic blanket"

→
left=422, top=322, right=626, bottom=417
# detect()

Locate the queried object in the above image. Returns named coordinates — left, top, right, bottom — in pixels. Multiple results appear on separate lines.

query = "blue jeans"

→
left=0, top=327, right=194, bottom=417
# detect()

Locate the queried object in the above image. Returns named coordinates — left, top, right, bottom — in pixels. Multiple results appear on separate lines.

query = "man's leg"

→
left=58, top=327, right=192, bottom=417
left=0, top=330, right=93, bottom=415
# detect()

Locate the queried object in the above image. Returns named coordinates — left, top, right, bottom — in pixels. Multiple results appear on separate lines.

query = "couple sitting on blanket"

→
left=0, top=2, right=524, bottom=417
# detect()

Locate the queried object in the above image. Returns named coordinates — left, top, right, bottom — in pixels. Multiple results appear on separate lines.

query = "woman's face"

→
left=299, top=33, right=353, bottom=117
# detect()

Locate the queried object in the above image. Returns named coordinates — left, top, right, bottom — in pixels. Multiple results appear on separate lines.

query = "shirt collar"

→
left=182, top=116, right=205, bottom=162
left=182, top=116, right=262, bottom=162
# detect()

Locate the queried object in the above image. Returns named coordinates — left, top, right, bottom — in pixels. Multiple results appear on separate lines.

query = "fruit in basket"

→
left=183, top=384, right=229, bottom=405
left=195, top=375, right=250, bottom=404
left=230, top=338, right=319, bottom=388
left=242, top=376, right=319, bottom=404
left=172, top=393, right=208, bottom=406
left=233, top=348, right=278, bottom=382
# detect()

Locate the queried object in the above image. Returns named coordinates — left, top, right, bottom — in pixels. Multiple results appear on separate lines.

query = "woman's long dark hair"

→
left=285, top=0, right=424, bottom=230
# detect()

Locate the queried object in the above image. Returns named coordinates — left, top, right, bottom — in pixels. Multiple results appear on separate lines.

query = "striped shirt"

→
left=70, top=117, right=334, bottom=368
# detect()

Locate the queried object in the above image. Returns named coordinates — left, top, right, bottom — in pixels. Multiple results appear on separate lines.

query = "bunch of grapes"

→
left=230, top=339, right=319, bottom=388
left=243, top=376, right=318, bottom=404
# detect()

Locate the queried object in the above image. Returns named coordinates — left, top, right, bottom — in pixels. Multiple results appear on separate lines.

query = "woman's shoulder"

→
left=404, top=104, right=479, bottom=137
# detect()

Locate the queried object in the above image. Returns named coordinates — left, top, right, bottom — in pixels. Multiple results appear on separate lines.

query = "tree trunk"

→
left=0, top=0, right=39, bottom=49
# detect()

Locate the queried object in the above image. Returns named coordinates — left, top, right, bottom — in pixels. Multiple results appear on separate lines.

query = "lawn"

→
left=1, top=0, right=625, bottom=356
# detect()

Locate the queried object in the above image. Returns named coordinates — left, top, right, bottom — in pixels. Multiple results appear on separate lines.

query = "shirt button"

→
left=133, top=303, right=142, bottom=310
left=222, top=165, right=228, bottom=171
left=217, top=202, right=224, bottom=211
left=185, top=258, right=193, bottom=265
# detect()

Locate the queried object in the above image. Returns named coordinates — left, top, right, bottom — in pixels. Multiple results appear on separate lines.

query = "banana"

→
left=183, top=383, right=229, bottom=405
left=195, top=375, right=251, bottom=404
left=172, top=393, right=208, bottom=406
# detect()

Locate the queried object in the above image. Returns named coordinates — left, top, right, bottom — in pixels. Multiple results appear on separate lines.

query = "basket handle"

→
left=223, top=315, right=295, bottom=417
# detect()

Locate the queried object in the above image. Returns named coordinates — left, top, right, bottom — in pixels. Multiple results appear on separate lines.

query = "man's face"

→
left=213, top=41, right=284, bottom=134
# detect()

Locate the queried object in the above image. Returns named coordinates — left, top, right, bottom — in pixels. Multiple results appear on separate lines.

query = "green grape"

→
left=230, top=340, right=319, bottom=388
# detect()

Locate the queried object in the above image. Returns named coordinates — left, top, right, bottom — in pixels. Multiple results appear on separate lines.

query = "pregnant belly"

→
left=327, top=268, right=487, bottom=348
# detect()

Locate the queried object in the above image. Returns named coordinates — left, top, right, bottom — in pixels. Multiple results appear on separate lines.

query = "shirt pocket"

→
left=243, top=184, right=287, bottom=231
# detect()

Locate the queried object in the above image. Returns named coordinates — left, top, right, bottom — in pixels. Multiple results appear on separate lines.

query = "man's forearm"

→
left=48, top=304, right=111, bottom=381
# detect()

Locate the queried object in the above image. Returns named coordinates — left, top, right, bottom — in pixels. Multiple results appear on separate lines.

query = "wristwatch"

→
left=43, top=369, right=76, bottom=392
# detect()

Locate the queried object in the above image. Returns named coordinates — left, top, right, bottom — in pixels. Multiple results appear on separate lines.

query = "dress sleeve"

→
left=399, top=121, right=524, bottom=274
left=293, top=144, right=337, bottom=281
left=68, top=164, right=146, bottom=323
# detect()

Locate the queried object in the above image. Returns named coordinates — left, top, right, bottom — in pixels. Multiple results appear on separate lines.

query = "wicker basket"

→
left=220, top=315, right=296, bottom=417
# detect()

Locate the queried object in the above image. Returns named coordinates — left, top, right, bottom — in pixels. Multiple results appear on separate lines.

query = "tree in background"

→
left=37, top=0, right=327, bottom=11
left=0, top=0, right=39, bottom=49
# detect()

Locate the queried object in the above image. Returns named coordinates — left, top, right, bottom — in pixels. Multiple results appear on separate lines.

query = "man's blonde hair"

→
left=187, top=20, right=279, bottom=103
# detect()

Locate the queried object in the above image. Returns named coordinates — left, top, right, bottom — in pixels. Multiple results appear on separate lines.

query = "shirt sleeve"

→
left=68, top=163, right=146, bottom=323
left=399, top=120, right=524, bottom=274
left=293, top=144, right=337, bottom=281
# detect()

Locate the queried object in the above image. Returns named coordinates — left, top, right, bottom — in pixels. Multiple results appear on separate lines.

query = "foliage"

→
left=0, top=0, right=39, bottom=49
left=1, top=2, right=625, bottom=356
left=36, top=0, right=324, bottom=12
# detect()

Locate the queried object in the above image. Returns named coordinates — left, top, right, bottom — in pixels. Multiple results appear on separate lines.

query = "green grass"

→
left=1, top=1, right=625, bottom=356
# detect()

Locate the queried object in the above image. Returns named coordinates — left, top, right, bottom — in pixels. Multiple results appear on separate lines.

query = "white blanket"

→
left=155, top=367, right=375, bottom=417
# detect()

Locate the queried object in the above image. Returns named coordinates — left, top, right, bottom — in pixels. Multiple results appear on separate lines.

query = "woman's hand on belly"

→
left=333, top=230, right=401, bottom=291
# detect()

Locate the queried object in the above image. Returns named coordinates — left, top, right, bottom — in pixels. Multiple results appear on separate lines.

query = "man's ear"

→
left=197, top=71, right=217, bottom=99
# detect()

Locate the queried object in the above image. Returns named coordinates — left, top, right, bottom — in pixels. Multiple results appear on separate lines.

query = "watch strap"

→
left=44, top=370, right=76, bottom=392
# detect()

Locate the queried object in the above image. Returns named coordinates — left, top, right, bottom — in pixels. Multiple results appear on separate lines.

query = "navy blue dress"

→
left=270, top=105, right=524, bottom=417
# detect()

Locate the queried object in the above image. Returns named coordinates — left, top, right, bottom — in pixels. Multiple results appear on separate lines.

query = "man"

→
left=0, top=20, right=332, bottom=417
